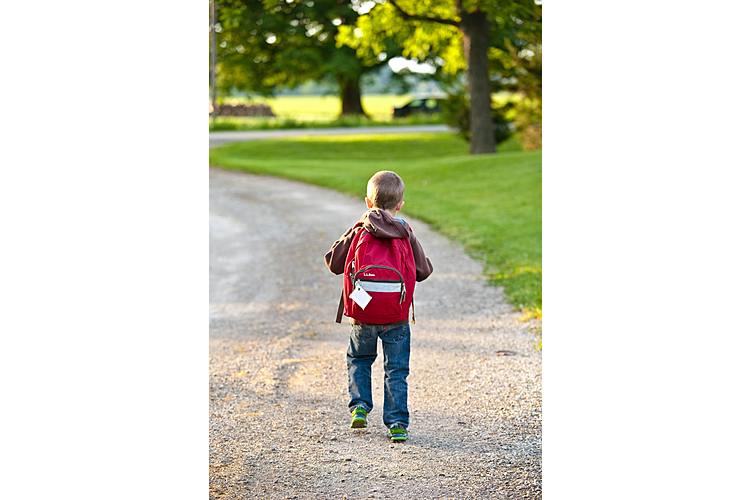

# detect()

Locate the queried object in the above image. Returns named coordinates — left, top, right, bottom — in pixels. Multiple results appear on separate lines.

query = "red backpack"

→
left=335, top=226, right=416, bottom=324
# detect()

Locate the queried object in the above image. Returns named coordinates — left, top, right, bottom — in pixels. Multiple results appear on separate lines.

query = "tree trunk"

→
left=339, top=75, right=367, bottom=117
left=461, top=10, right=495, bottom=154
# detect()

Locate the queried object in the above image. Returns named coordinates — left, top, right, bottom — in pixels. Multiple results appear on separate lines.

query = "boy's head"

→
left=365, top=170, right=405, bottom=214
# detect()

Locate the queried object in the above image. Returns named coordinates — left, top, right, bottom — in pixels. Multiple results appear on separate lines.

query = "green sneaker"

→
left=350, top=406, right=368, bottom=429
left=388, top=424, right=409, bottom=442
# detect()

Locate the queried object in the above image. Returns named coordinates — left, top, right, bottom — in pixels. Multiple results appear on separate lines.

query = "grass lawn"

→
left=209, top=133, right=541, bottom=316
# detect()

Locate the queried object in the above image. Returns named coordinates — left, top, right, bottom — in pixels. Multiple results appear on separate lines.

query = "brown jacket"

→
left=324, top=208, right=433, bottom=281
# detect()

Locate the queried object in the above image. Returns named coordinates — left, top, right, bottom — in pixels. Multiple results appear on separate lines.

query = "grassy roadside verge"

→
left=209, top=133, right=541, bottom=317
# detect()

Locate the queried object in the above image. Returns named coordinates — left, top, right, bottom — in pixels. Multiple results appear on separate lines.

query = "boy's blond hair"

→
left=367, top=171, right=404, bottom=210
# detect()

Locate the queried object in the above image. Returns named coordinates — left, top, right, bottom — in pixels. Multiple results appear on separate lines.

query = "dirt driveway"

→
left=209, top=168, right=541, bottom=499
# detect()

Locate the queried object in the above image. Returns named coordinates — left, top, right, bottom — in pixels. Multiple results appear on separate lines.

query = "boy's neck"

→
left=373, top=207, right=399, bottom=217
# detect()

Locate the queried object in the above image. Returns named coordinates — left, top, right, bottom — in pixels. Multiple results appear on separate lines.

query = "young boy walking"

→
left=324, top=171, right=433, bottom=442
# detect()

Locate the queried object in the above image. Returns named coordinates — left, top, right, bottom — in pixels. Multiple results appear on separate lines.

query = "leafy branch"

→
left=388, top=0, right=460, bottom=27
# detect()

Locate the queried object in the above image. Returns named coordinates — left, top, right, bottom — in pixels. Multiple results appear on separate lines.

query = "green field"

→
left=219, top=94, right=414, bottom=121
left=211, top=94, right=441, bottom=131
left=209, top=133, right=541, bottom=316
left=212, top=93, right=521, bottom=131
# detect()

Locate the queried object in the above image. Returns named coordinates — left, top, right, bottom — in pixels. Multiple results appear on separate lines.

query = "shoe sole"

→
left=390, top=435, right=408, bottom=442
left=351, top=419, right=367, bottom=429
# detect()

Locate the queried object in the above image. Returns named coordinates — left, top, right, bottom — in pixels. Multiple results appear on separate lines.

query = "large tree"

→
left=339, top=0, right=541, bottom=153
left=215, top=0, right=398, bottom=115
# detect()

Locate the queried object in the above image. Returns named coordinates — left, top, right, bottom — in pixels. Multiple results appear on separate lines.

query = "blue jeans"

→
left=346, top=322, right=411, bottom=428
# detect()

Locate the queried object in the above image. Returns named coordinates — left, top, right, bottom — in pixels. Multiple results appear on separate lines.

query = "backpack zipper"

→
left=352, top=265, right=406, bottom=303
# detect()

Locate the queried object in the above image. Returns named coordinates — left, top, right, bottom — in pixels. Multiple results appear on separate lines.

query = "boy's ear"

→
left=397, top=200, right=405, bottom=211
left=365, top=197, right=374, bottom=209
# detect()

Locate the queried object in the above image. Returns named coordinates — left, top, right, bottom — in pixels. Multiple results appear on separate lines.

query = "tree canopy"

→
left=212, top=0, right=542, bottom=151
left=338, top=0, right=542, bottom=152
left=215, top=0, right=401, bottom=115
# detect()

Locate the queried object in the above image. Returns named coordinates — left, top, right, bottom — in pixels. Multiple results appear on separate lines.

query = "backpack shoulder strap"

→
left=335, top=289, right=345, bottom=323
left=335, top=225, right=366, bottom=324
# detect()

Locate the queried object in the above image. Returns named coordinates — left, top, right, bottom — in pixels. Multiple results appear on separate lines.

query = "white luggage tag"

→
left=349, top=282, right=372, bottom=310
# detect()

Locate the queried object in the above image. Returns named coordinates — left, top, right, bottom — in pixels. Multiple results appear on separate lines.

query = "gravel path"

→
left=209, top=168, right=541, bottom=499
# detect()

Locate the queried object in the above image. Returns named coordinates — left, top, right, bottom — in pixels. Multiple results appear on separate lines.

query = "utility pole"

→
left=209, top=0, right=218, bottom=122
